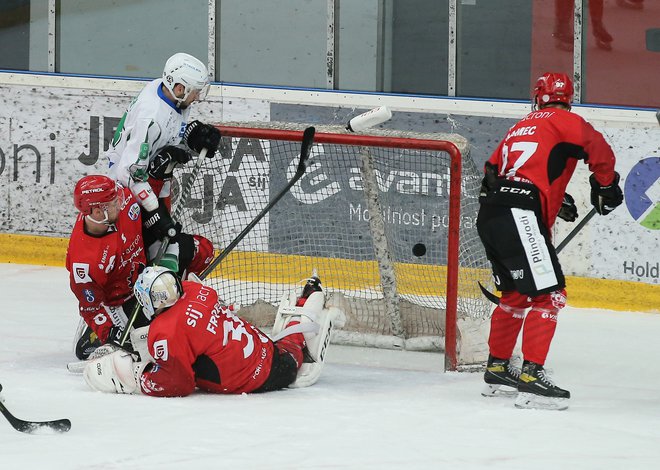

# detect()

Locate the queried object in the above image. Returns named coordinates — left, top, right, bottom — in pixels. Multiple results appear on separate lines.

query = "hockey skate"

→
left=515, top=361, right=570, bottom=411
left=271, top=274, right=345, bottom=388
left=482, top=354, right=520, bottom=398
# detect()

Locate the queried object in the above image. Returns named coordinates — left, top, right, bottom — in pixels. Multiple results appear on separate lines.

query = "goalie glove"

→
left=148, top=145, right=192, bottom=180
left=590, top=172, right=624, bottom=215
left=83, top=350, right=149, bottom=394
left=557, top=193, right=578, bottom=222
left=183, top=120, right=221, bottom=158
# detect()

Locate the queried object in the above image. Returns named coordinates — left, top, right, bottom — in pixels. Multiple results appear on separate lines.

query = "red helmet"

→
left=73, top=175, right=120, bottom=215
left=533, top=72, right=574, bottom=109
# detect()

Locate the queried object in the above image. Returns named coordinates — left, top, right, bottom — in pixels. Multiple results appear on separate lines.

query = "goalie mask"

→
left=74, top=175, right=124, bottom=225
left=134, top=266, right=183, bottom=320
left=532, top=72, right=574, bottom=110
left=162, top=53, right=210, bottom=107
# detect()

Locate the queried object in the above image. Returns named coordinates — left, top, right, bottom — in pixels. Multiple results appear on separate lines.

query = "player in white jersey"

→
left=106, top=52, right=219, bottom=273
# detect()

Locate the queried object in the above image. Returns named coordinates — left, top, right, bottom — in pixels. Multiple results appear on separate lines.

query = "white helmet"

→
left=134, top=266, right=183, bottom=320
left=162, top=53, right=210, bottom=106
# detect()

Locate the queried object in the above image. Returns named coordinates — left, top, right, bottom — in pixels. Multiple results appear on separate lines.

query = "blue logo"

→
left=83, top=289, right=95, bottom=302
left=128, top=203, right=140, bottom=221
left=624, top=157, right=660, bottom=230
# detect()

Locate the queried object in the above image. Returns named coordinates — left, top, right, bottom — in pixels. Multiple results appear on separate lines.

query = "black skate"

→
left=482, top=355, right=520, bottom=398
left=515, top=361, right=570, bottom=411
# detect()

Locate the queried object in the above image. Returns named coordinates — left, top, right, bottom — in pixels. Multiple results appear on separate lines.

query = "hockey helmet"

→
left=532, top=72, right=574, bottom=110
left=74, top=175, right=122, bottom=215
left=162, top=53, right=210, bottom=106
left=134, top=266, right=183, bottom=320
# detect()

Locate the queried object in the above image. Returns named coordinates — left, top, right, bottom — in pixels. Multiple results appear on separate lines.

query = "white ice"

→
left=1, top=263, right=659, bottom=469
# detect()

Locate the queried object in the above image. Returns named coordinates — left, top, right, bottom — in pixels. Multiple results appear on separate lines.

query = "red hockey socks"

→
left=521, top=290, right=566, bottom=365
left=488, top=291, right=529, bottom=360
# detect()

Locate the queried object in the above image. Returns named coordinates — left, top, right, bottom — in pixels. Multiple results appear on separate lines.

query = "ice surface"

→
left=1, top=263, right=659, bottom=469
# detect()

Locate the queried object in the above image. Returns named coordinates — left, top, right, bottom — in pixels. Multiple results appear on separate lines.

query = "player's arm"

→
left=582, top=122, right=623, bottom=215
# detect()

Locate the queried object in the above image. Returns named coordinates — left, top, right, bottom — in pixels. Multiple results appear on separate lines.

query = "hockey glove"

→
left=557, top=193, right=578, bottom=222
left=590, top=172, right=623, bottom=215
left=143, top=203, right=178, bottom=240
left=183, top=120, right=221, bottom=158
left=148, top=145, right=192, bottom=180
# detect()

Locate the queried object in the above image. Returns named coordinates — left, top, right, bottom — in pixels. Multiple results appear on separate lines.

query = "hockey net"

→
left=173, top=122, right=493, bottom=370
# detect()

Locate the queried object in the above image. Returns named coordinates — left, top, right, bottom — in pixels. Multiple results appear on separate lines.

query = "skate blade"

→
left=481, top=383, right=518, bottom=398
left=514, top=392, right=569, bottom=411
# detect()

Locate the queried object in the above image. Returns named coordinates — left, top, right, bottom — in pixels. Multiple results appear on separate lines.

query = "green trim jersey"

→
left=107, top=79, right=190, bottom=210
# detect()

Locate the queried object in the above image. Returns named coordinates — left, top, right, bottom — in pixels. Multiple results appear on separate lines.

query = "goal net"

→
left=173, top=122, right=493, bottom=370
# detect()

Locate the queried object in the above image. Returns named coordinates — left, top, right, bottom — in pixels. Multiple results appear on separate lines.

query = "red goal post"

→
left=174, top=122, right=493, bottom=371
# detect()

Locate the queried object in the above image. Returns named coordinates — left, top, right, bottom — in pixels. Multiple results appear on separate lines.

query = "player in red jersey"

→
left=66, top=175, right=148, bottom=359
left=477, top=72, right=623, bottom=410
left=66, top=175, right=214, bottom=360
left=83, top=267, right=344, bottom=396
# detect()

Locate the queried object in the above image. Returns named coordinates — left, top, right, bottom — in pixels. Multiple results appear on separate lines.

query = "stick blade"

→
left=16, top=418, right=72, bottom=434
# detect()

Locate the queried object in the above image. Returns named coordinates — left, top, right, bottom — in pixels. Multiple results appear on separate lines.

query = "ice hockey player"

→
left=477, top=72, right=623, bottom=410
left=66, top=174, right=213, bottom=360
left=106, top=52, right=217, bottom=274
left=83, top=267, right=345, bottom=396
left=67, top=175, right=149, bottom=359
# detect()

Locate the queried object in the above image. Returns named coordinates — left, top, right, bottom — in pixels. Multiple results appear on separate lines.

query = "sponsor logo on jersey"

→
left=73, top=263, right=93, bottom=284
left=83, top=289, right=95, bottom=302
left=624, top=157, right=659, bottom=230
left=153, top=339, right=169, bottom=361
left=127, top=202, right=140, bottom=221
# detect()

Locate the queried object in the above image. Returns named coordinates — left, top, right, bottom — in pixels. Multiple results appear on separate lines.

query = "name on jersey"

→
left=506, top=125, right=536, bottom=141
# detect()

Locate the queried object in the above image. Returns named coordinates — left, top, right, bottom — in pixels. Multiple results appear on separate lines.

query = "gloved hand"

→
left=148, top=145, right=192, bottom=180
left=590, top=172, right=623, bottom=215
left=183, top=120, right=221, bottom=158
left=557, top=193, right=578, bottom=222
left=143, top=203, right=178, bottom=240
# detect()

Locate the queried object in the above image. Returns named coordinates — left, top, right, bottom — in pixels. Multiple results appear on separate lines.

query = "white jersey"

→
left=107, top=79, right=191, bottom=210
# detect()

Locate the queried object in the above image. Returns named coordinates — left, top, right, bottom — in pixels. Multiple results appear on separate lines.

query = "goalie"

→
left=83, top=267, right=345, bottom=396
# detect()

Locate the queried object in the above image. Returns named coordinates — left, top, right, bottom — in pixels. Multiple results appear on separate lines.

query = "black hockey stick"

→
left=478, top=207, right=598, bottom=305
left=0, top=384, right=71, bottom=434
left=199, top=126, right=315, bottom=281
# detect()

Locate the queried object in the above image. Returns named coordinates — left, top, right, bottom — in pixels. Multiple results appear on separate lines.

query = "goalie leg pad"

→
left=291, top=304, right=345, bottom=389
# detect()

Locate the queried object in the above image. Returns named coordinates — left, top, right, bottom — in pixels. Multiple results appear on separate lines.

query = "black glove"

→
left=557, top=193, right=578, bottom=222
left=590, top=172, right=623, bottom=215
left=142, top=203, right=178, bottom=240
left=183, top=120, right=221, bottom=158
left=148, top=146, right=192, bottom=180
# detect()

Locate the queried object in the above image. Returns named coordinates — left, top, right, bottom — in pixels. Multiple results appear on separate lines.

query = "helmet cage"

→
left=134, top=267, right=183, bottom=320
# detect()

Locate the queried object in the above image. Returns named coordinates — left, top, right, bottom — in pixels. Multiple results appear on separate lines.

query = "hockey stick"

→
left=0, top=384, right=71, bottom=434
left=478, top=206, right=598, bottom=305
left=118, top=147, right=209, bottom=348
left=199, top=126, right=316, bottom=281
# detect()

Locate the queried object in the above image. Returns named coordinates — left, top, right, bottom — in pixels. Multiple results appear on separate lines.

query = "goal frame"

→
left=214, top=125, right=464, bottom=371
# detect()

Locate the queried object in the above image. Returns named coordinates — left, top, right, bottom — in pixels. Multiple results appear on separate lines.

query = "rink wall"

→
left=0, top=72, right=658, bottom=313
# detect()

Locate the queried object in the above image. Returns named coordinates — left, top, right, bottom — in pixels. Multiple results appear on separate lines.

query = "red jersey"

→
left=66, top=188, right=146, bottom=342
left=139, top=281, right=274, bottom=397
left=487, top=107, right=617, bottom=229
